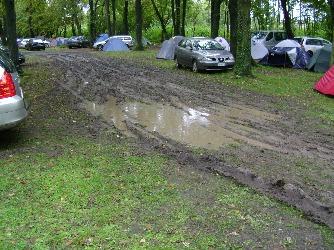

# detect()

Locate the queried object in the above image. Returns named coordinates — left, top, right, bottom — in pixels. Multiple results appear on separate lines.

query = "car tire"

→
left=192, top=60, right=199, bottom=73
left=175, top=58, right=182, bottom=69
left=307, top=50, right=313, bottom=57
left=97, top=45, right=103, bottom=51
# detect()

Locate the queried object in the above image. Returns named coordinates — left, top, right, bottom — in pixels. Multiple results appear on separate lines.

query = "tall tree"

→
left=234, top=0, right=252, bottom=76
left=135, top=0, right=143, bottom=50
left=105, top=0, right=112, bottom=35
left=228, top=0, right=238, bottom=57
left=329, top=0, right=334, bottom=64
left=123, top=0, right=129, bottom=34
left=280, top=0, right=294, bottom=38
left=89, top=0, right=96, bottom=42
left=175, top=0, right=181, bottom=35
left=171, top=0, right=176, bottom=34
left=111, top=0, right=116, bottom=35
left=150, top=0, right=168, bottom=40
left=181, top=0, right=187, bottom=36
left=3, top=0, right=18, bottom=66
left=211, top=0, right=222, bottom=38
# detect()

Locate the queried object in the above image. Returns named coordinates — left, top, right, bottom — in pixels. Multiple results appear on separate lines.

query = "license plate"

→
left=218, top=63, right=226, bottom=67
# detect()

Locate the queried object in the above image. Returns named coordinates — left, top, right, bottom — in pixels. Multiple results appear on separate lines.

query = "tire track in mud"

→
left=38, top=51, right=334, bottom=229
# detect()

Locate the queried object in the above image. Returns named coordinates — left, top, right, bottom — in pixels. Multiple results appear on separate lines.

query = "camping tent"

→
left=156, top=40, right=175, bottom=59
left=314, top=66, right=334, bottom=96
left=251, top=43, right=268, bottom=60
left=215, top=37, right=230, bottom=51
left=260, top=39, right=310, bottom=69
left=307, top=44, right=332, bottom=73
left=95, top=33, right=109, bottom=44
left=156, top=36, right=185, bottom=60
left=103, top=38, right=129, bottom=52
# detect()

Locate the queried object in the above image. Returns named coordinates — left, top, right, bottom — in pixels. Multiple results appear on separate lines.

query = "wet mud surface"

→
left=34, top=50, right=333, bottom=229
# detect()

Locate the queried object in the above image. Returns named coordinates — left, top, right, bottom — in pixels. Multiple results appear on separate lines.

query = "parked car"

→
left=293, top=36, right=332, bottom=57
left=111, top=35, right=134, bottom=48
left=0, top=45, right=26, bottom=64
left=175, top=37, right=235, bottom=72
left=251, top=30, right=287, bottom=49
left=67, top=36, right=91, bottom=49
left=25, top=39, right=46, bottom=51
left=0, top=51, right=29, bottom=130
left=18, top=38, right=31, bottom=49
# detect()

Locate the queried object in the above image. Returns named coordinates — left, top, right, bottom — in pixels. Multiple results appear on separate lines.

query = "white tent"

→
left=251, top=43, right=268, bottom=60
left=275, top=39, right=301, bottom=48
left=215, top=37, right=230, bottom=51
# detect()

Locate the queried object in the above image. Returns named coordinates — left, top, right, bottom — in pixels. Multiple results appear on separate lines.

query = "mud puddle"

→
left=82, top=96, right=280, bottom=150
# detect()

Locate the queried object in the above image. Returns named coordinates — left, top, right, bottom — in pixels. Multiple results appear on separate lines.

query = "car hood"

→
left=195, top=50, right=233, bottom=58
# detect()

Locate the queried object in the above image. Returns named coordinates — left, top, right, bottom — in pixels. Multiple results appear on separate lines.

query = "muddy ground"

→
left=25, top=50, right=334, bottom=229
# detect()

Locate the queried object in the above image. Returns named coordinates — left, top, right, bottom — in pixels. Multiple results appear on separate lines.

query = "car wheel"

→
left=307, top=50, right=313, bottom=57
left=175, top=57, right=182, bottom=69
left=97, top=45, right=103, bottom=51
left=192, top=60, right=199, bottom=73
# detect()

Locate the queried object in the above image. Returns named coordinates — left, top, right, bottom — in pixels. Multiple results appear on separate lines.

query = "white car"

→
left=18, top=39, right=31, bottom=49
left=112, top=35, right=134, bottom=48
left=294, top=37, right=332, bottom=56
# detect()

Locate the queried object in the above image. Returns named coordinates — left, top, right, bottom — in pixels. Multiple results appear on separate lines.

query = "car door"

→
left=176, top=39, right=187, bottom=65
left=263, top=32, right=274, bottom=49
left=183, top=40, right=194, bottom=67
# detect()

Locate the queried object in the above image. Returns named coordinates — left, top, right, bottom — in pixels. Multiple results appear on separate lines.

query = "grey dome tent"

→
left=103, top=38, right=129, bottom=52
left=156, top=36, right=184, bottom=60
left=307, top=44, right=332, bottom=73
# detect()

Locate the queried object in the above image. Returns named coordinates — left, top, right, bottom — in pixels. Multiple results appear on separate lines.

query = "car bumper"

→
left=0, top=96, right=28, bottom=130
left=198, top=61, right=235, bottom=70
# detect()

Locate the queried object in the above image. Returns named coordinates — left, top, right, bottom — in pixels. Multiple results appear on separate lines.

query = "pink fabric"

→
left=314, top=66, right=334, bottom=96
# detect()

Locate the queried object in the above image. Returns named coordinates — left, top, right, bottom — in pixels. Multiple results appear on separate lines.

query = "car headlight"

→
left=199, top=56, right=213, bottom=61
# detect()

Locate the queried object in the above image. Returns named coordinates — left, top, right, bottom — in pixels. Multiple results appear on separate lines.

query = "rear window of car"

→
left=306, top=39, right=322, bottom=46
left=0, top=51, right=16, bottom=73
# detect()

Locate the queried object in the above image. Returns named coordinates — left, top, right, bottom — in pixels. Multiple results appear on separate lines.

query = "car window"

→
left=266, top=32, right=273, bottom=41
left=255, top=32, right=268, bottom=39
left=179, top=40, right=187, bottom=48
left=0, top=52, right=16, bottom=73
left=185, top=40, right=192, bottom=49
left=293, top=38, right=303, bottom=44
left=306, top=39, right=322, bottom=46
left=322, top=40, right=330, bottom=45
left=193, top=40, right=223, bottom=50
left=274, top=32, right=286, bottom=41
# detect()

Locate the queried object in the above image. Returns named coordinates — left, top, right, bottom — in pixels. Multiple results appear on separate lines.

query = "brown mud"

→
left=34, top=50, right=333, bottom=229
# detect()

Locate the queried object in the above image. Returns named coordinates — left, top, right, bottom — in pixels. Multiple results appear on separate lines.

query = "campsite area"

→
left=1, top=48, right=333, bottom=248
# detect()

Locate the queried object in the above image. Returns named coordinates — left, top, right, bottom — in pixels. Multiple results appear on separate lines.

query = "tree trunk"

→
left=74, top=15, right=82, bottom=35
left=330, top=0, right=334, bottom=65
left=0, top=18, right=7, bottom=45
left=105, top=0, right=112, bottom=35
left=181, top=0, right=187, bottom=36
left=89, top=0, right=96, bottom=42
left=234, top=0, right=252, bottom=76
left=123, top=0, right=129, bottom=34
left=211, top=0, right=222, bottom=38
left=4, top=0, right=19, bottom=66
left=150, top=0, right=168, bottom=41
left=228, top=0, right=238, bottom=57
left=111, top=0, right=116, bottom=35
left=171, top=0, right=176, bottom=35
left=135, top=0, right=143, bottom=50
left=280, top=0, right=294, bottom=38
left=71, top=20, right=77, bottom=36
left=175, top=0, right=181, bottom=35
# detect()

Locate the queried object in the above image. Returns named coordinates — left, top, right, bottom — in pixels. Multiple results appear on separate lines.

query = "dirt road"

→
left=32, top=50, right=334, bottom=229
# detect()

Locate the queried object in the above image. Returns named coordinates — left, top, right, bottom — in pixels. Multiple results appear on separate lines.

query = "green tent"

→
left=307, top=44, right=332, bottom=73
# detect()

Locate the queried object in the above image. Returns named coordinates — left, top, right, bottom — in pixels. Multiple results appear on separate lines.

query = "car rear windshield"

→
left=0, top=51, right=16, bottom=73
left=193, top=40, right=223, bottom=50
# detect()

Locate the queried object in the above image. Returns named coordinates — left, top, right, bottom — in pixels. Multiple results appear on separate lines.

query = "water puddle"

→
left=82, top=97, right=280, bottom=150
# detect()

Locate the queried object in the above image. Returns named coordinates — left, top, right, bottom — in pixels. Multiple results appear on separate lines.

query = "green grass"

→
left=100, top=49, right=334, bottom=123
left=1, top=53, right=333, bottom=249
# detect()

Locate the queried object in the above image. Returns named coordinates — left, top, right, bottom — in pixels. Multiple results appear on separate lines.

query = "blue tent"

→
left=103, top=38, right=129, bottom=52
left=95, top=33, right=109, bottom=43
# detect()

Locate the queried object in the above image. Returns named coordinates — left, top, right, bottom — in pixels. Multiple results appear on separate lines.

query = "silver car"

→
left=0, top=53, right=28, bottom=130
left=175, top=38, right=235, bottom=72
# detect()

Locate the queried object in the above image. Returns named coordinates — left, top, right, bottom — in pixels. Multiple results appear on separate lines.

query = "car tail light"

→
left=0, top=71, right=16, bottom=99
